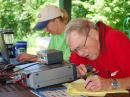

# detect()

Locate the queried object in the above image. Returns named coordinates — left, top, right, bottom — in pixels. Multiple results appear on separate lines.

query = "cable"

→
left=13, top=62, right=39, bottom=73
left=0, top=56, right=39, bottom=85
left=3, top=55, right=38, bottom=72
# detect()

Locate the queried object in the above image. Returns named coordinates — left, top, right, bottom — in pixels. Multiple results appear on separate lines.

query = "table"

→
left=89, top=92, right=130, bottom=97
left=0, top=83, right=38, bottom=97
left=0, top=83, right=130, bottom=97
left=105, top=93, right=130, bottom=97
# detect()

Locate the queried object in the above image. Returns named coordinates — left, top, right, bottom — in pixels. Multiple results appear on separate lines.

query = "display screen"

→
left=0, top=34, right=9, bottom=64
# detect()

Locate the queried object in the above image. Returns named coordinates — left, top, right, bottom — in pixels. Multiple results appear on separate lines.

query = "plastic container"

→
left=15, top=41, right=27, bottom=56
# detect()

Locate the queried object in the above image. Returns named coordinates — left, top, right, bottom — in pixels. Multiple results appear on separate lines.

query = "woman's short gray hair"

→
left=65, top=18, right=98, bottom=44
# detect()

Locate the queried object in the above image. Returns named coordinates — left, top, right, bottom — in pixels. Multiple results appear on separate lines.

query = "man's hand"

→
left=84, top=75, right=111, bottom=91
left=17, top=53, right=38, bottom=62
left=77, top=64, right=87, bottom=76
left=77, top=64, right=95, bottom=76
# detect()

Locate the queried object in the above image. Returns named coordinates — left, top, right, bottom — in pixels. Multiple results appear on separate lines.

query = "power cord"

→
left=3, top=55, right=38, bottom=72
left=0, top=56, right=38, bottom=84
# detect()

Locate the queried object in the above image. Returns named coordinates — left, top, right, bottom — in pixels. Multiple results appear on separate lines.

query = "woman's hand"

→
left=17, top=53, right=38, bottom=62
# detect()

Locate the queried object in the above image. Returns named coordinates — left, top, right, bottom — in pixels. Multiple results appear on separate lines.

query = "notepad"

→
left=67, top=79, right=129, bottom=96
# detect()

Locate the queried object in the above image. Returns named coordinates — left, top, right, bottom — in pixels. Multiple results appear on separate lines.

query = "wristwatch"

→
left=111, top=79, right=119, bottom=89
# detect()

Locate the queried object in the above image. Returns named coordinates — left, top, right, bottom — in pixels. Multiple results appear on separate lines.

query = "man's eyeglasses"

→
left=72, top=31, right=89, bottom=53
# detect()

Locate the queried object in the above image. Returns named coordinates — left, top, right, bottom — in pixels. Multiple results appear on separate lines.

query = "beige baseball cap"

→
left=34, top=5, right=63, bottom=30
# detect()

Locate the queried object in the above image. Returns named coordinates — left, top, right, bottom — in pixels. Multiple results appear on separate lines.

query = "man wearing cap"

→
left=18, top=5, right=70, bottom=62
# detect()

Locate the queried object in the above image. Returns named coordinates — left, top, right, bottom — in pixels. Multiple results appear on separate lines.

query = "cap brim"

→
left=34, top=20, right=49, bottom=30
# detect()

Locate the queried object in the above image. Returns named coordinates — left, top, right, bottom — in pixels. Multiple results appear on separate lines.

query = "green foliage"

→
left=0, top=0, right=33, bottom=39
left=72, top=1, right=88, bottom=18
left=0, top=0, right=130, bottom=43
left=0, top=0, right=58, bottom=41
left=72, top=0, right=130, bottom=36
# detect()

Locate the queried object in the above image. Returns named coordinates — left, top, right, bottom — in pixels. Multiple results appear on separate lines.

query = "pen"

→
left=83, top=72, right=95, bottom=89
left=81, top=65, right=99, bottom=88
left=85, top=80, right=92, bottom=89
left=82, top=71, right=99, bottom=88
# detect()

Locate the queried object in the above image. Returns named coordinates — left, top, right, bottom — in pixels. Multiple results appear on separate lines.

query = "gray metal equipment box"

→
left=15, top=62, right=76, bottom=89
left=37, top=49, right=63, bottom=65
